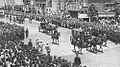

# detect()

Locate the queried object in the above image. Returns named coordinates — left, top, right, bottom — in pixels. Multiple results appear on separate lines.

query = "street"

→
left=22, top=18, right=120, bottom=67
left=1, top=0, right=120, bottom=66
left=1, top=18, right=120, bottom=67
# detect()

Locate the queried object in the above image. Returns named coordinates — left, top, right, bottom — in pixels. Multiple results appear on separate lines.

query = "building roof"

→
left=88, top=0, right=113, bottom=3
left=35, top=0, right=46, bottom=2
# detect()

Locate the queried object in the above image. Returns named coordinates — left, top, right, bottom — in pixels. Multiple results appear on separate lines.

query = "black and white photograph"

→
left=0, top=0, right=120, bottom=67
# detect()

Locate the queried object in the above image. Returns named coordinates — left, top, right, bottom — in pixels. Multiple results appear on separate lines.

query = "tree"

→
left=88, top=3, right=98, bottom=22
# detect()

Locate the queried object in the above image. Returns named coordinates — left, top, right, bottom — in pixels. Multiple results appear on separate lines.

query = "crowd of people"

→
left=0, top=22, right=83, bottom=67
left=51, top=17, right=120, bottom=44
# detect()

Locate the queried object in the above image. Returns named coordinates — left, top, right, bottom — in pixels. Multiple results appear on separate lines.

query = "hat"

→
left=39, top=41, right=43, bottom=43
left=92, top=36, right=96, bottom=38
left=38, top=39, right=43, bottom=42
left=46, top=43, right=49, bottom=45
left=36, top=39, right=39, bottom=41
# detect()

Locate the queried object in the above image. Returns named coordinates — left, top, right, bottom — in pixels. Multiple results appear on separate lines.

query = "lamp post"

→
left=4, top=0, right=7, bottom=19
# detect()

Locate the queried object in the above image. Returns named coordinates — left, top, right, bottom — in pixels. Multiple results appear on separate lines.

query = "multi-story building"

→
left=35, top=0, right=46, bottom=10
left=58, top=0, right=88, bottom=19
left=45, top=0, right=60, bottom=17
left=90, top=0, right=120, bottom=19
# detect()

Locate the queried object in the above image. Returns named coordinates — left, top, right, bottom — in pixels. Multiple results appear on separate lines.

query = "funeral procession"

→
left=0, top=0, right=120, bottom=67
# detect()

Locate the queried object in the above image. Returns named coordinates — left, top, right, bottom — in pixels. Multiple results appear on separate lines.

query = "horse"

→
left=51, top=30, right=60, bottom=44
left=77, top=38, right=83, bottom=54
left=85, top=36, right=98, bottom=53
left=102, top=34, right=108, bottom=47
left=96, top=36, right=103, bottom=52
left=70, top=36, right=77, bottom=51
left=70, top=36, right=83, bottom=53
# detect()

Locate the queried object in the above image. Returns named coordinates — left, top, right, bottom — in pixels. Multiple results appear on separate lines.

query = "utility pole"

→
left=4, top=0, right=7, bottom=19
left=11, top=0, right=15, bottom=22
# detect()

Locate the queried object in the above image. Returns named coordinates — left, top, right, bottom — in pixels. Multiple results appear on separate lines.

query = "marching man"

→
left=45, top=43, right=51, bottom=55
left=36, top=39, right=44, bottom=53
left=38, top=41, right=44, bottom=53
left=35, top=39, right=39, bottom=48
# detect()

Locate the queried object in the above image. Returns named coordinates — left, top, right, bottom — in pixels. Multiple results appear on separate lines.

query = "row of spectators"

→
left=50, top=17, right=120, bottom=44
left=0, top=22, right=82, bottom=67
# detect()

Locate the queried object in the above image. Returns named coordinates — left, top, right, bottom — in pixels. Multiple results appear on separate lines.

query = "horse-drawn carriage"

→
left=70, top=28, right=106, bottom=53
left=38, top=22, right=57, bottom=34
left=70, top=28, right=86, bottom=51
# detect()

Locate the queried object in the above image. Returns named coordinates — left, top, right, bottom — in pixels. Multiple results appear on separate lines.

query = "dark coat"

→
left=74, top=56, right=81, bottom=65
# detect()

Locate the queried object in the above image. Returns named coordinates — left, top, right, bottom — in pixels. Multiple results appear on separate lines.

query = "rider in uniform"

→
left=102, top=33, right=107, bottom=47
left=91, top=36, right=97, bottom=52
left=97, top=34, right=103, bottom=52
left=51, top=29, right=60, bottom=43
left=72, top=36, right=77, bottom=51
left=77, top=37, right=83, bottom=53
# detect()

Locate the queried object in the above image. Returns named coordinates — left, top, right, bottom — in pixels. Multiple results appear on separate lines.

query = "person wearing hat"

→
left=102, top=33, right=107, bottom=47
left=38, top=41, right=44, bottom=53
left=25, top=28, right=29, bottom=39
left=35, top=39, right=39, bottom=48
left=28, top=39, right=33, bottom=48
left=45, top=43, right=51, bottom=55
left=72, top=53, right=82, bottom=67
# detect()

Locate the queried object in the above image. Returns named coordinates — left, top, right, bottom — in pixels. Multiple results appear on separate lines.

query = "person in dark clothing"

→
left=25, top=28, right=29, bottom=38
left=46, top=54, right=52, bottom=65
left=28, top=39, right=33, bottom=48
left=10, top=16, right=12, bottom=22
left=73, top=53, right=82, bottom=67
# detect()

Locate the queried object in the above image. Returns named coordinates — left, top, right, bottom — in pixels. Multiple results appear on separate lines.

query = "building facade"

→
left=58, top=0, right=89, bottom=18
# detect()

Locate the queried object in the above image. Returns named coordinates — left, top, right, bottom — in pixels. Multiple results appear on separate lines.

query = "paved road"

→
left=1, top=18, right=120, bottom=67
left=23, top=19, right=120, bottom=67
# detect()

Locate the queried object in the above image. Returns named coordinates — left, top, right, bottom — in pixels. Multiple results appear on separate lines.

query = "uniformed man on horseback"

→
left=51, top=29, right=60, bottom=44
left=92, top=36, right=98, bottom=53
left=77, top=37, right=83, bottom=54
left=102, top=33, right=108, bottom=47
left=71, top=36, right=77, bottom=51
left=97, top=34, right=103, bottom=52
